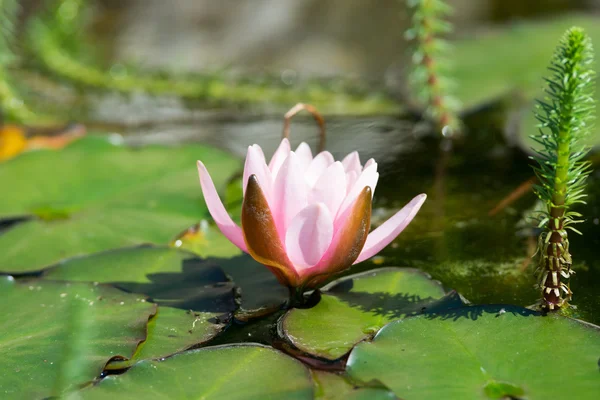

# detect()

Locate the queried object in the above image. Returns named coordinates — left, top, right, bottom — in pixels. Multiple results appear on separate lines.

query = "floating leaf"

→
left=0, top=276, right=156, bottom=398
left=281, top=268, right=457, bottom=360
left=0, top=135, right=240, bottom=272
left=44, top=246, right=237, bottom=313
left=347, top=305, right=600, bottom=400
left=312, top=370, right=398, bottom=400
left=171, top=220, right=241, bottom=259
left=45, top=246, right=236, bottom=366
left=106, top=306, right=227, bottom=370
left=73, top=344, right=314, bottom=399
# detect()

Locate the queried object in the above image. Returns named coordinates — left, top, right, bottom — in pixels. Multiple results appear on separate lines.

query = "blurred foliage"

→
left=405, top=0, right=461, bottom=133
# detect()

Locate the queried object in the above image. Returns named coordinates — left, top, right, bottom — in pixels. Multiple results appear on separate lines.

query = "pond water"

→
left=106, top=100, right=599, bottom=327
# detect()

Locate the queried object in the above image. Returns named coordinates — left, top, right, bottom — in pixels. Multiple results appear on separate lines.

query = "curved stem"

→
left=282, top=103, right=327, bottom=152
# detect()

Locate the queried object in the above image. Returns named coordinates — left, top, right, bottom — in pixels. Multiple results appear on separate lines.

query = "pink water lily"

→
left=197, top=138, right=426, bottom=293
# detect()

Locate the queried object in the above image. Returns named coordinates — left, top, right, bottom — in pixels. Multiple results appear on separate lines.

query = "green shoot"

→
left=531, top=27, right=596, bottom=311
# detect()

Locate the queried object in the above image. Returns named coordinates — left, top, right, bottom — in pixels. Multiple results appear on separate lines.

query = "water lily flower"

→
left=197, top=138, right=426, bottom=298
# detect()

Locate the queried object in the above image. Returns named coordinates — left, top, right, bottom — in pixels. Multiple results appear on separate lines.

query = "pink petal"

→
left=295, top=142, right=313, bottom=171
left=363, top=158, right=376, bottom=170
left=272, top=152, right=308, bottom=240
left=337, top=162, right=379, bottom=222
left=354, top=193, right=427, bottom=264
left=305, top=151, right=335, bottom=187
left=345, top=171, right=358, bottom=193
left=269, top=138, right=291, bottom=178
left=342, top=151, right=362, bottom=174
left=285, top=203, right=334, bottom=269
left=197, top=161, right=248, bottom=252
left=243, top=145, right=273, bottom=201
left=310, top=161, right=346, bottom=217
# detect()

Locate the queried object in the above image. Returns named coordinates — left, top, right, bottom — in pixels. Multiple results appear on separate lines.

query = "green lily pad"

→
left=312, top=371, right=398, bottom=400
left=281, top=268, right=457, bottom=360
left=44, top=246, right=236, bottom=366
left=106, top=306, right=227, bottom=370
left=73, top=344, right=314, bottom=399
left=347, top=305, right=600, bottom=400
left=44, top=246, right=236, bottom=313
left=0, top=276, right=156, bottom=398
left=0, top=135, right=240, bottom=272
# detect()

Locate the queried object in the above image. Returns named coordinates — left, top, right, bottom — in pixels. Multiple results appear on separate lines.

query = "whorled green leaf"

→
left=0, top=276, right=156, bottom=398
left=73, top=344, right=315, bottom=399
left=281, top=268, right=459, bottom=360
left=347, top=305, right=600, bottom=400
left=0, top=135, right=240, bottom=272
left=312, top=370, right=398, bottom=400
left=44, top=246, right=236, bottom=313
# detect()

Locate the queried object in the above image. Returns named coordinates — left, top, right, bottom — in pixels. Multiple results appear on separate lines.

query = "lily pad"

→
left=312, top=371, right=398, bottom=400
left=281, top=268, right=457, bottom=360
left=347, top=305, right=600, bottom=400
left=0, top=135, right=240, bottom=273
left=73, top=344, right=314, bottom=399
left=45, top=246, right=236, bottom=367
left=44, top=246, right=236, bottom=313
left=0, top=276, right=156, bottom=398
left=106, top=306, right=227, bottom=370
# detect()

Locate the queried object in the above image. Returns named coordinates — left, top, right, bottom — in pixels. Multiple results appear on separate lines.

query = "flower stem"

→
left=287, top=287, right=307, bottom=309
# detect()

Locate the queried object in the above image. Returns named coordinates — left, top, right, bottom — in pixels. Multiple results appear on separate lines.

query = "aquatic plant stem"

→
left=531, top=27, right=595, bottom=311
left=287, top=287, right=307, bottom=309
left=406, top=0, right=461, bottom=134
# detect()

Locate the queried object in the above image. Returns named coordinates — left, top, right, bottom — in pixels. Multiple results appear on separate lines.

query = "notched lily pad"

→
left=312, top=370, right=398, bottom=400
left=106, top=306, right=228, bottom=370
left=0, top=135, right=240, bottom=273
left=347, top=305, right=600, bottom=400
left=73, top=344, right=315, bottom=399
left=281, top=267, right=459, bottom=360
left=0, top=276, right=156, bottom=399
left=44, top=246, right=237, bottom=366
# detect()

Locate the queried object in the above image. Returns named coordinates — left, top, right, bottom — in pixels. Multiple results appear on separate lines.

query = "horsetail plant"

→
left=531, top=27, right=596, bottom=311
left=405, top=0, right=461, bottom=136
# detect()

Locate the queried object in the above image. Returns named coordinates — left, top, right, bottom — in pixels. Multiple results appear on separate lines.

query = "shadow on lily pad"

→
left=113, top=257, right=236, bottom=314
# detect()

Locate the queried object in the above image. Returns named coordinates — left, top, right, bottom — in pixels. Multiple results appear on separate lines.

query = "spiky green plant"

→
left=405, top=0, right=461, bottom=135
left=531, top=27, right=595, bottom=311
